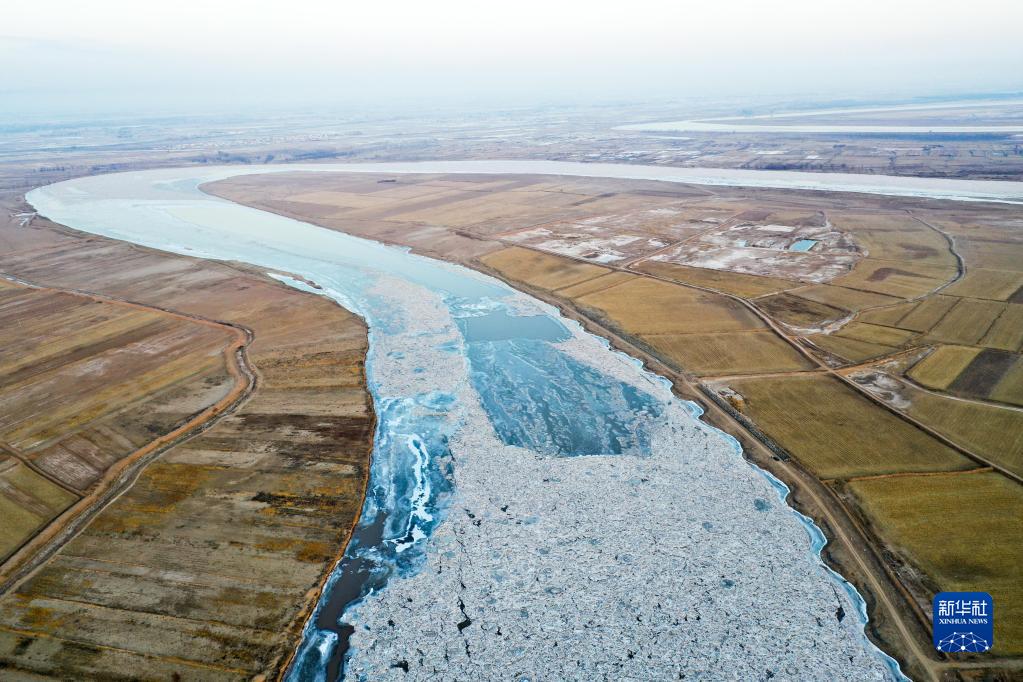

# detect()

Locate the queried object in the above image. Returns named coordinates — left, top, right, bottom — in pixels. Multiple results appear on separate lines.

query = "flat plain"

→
left=0, top=204, right=374, bottom=680
left=208, top=169, right=1023, bottom=677
left=0, top=280, right=237, bottom=562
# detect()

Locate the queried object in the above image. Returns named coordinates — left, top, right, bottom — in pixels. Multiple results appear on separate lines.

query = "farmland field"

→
left=0, top=282, right=238, bottom=564
left=926, top=298, right=1006, bottom=346
left=726, top=374, right=972, bottom=478
left=834, top=259, right=954, bottom=299
left=893, top=295, right=959, bottom=332
left=197, top=169, right=1023, bottom=680
left=854, top=301, right=918, bottom=327
left=904, top=388, right=1023, bottom=477
left=633, top=260, right=794, bottom=297
left=807, top=332, right=897, bottom=363
left=992, top=361, right=1023, bottom=406
left=849, top=471, right=1023, bottom=655
left=789, top=284, right=900, bottom=312
left=981, top=304, right=1023, bottom=351
left=0, top=460, right=77, bottom=560
left=907, top=345, right=982, bottom=390
left=756, top=292, right=846, bottom=329
left=574, top=277, right=764, bottom=334
left=0, top=218, right=374, bottom=680
left=944, top=268, right=1023, bottom=301
left=480, top=246, right=609, bottom=291
left=833, top=321, right=918, bottom=348
left=639, top=330, right=813, bottom=376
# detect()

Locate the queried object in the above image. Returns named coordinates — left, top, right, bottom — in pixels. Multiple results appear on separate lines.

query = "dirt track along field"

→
left=207, top=170, right=1023, bottom=679
left=0, top=201, right=374, bottom=680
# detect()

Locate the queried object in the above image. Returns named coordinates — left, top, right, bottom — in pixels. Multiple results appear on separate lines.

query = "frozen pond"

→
left=19, top=162, right=956, bottom=681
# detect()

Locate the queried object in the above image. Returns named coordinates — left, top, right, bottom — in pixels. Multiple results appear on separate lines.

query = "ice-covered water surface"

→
left=28, top=167, right=909, bottom=681
left=617, top=99, right=1023, bottom=135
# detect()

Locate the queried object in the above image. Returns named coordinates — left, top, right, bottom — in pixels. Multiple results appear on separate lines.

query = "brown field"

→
left=904, top=389, right=1023, bottom=478
left=907, top=345, right=982, bottom=390
left=925, top=298, right=1006, bottom=346
left=0, top=208, right=373, bottom=680
left=833, top=321, right=918, bottom=348
left=726, top=374, right=971, bottom=478
left=955, top=238, right=1023, bottom=273
left=480, top=245, right=609, bottom=290
left=943, top=267, right=1023, bottom=301
left=554, top=271, right=635, bottom=298
left=789, top=284, right=900, bottom=312
left=756, top=292, right=847, bottom=329
left=0, top=282, right=237, bottom=564
left=853, top=301, right=918, bottom=327
left=0, top=288, right=234, bottom=455
left=807, top=333, right=897, bottom=363
left=980, top=303, right=1023, bottom=351
left=639, top=330, right=813, bottom=376
left=849, top=472, right=1023, bottom=655
left=891, top=295, right=958, bottom=332
left=573, top=276, right=764, bottom=334
left=632, top=260, right=794, bottom=297
left=833, top=259, right=954, bottom=299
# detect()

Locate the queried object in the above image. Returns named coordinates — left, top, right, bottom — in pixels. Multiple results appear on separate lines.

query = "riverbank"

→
left=15, top=162, right=1023, bottom=678
left=205, top=165, right=1023, bottom=681
left=20, top=165, right=911, bottom=680
left=0, top=193, right=375, bottom=680
left=213, top=178, right=929, bottom=678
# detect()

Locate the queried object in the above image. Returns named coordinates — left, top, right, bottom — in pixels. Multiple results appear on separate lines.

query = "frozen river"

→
left=24, top=160, right=999, bottom=681
left=618, top=99, right=1023, bottom=135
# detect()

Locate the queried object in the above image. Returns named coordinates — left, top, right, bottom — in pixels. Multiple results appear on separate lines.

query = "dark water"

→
left=455, top=309, right=571, bottom=343
left=464, top=337, right=661, bottom=456
left=28, top=163, right=923, bottom=681
left=288, top=394, right=457, bottom=681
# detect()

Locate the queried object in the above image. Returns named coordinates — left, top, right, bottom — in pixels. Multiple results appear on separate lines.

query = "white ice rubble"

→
left=344, top=278, right=896, bottom=681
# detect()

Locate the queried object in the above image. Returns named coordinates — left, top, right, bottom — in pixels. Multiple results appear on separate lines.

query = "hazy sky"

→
left=4, top=0, right=1022, bottom=118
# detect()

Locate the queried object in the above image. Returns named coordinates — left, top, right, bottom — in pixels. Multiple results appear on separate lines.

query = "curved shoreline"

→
left=247, top=159, right=1023, bottom=203
left=21, top=163, right=991, bottom=680
left=616, top=99, right=1023, bottom=135
left=618, top=120, right=1023, bottom=134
